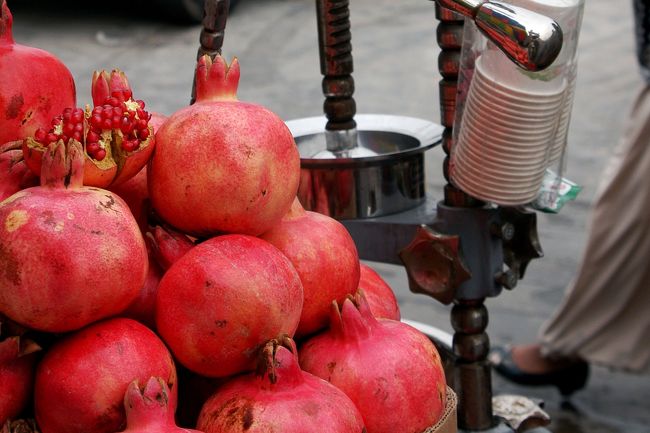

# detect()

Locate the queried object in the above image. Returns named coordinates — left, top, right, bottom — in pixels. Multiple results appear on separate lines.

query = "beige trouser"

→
left=539, top=85, right=650, bottom=373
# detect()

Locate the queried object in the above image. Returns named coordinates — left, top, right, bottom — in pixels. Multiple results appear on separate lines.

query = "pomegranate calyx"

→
left=1, top=419, right=39, bottom=433
left=338, top=296, right=374, bottom=340
left=38, top=140, right=84, bottom=189
left=0, top=1, right=14, bottom=45
left=0, top=336, right=39, bottom=363
left=145, top=225, right=195, bottom=271
left=195, top=54, right=240, bottom=103
left=257, top=336, right=303, bottom=387
left=91, top=69, right=132, bottom=107
left=124, top=377, right=176, bottom=428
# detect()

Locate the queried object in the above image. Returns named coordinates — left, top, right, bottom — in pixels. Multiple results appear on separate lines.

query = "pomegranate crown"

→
left=0, top=318, right=40, bottom=363
left=195, top=54, right=240, bottom=103
left=256, top=335, right=303, bottom=387
left=91, top=69, right=132, bottom=106
left=124, top=377, right=176, bottom=427
left=329, top=290, right=377, bottom=339
left=1, top=0, right=14, bottom=44
left=40, top=140, right=84, bottom=190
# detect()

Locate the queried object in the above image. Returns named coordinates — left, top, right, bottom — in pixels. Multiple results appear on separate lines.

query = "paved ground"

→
left=8, top=0, right=649, bottom=431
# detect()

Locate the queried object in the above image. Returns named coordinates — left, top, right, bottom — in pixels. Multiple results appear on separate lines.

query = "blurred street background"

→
left=7, top=0, right=649, bottom=431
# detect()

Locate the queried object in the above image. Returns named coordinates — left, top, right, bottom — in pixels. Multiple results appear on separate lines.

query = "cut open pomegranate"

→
left=22, top=69, right=154, bottom=188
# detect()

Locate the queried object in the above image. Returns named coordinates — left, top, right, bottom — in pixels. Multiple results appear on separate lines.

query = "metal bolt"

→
left=495, top=269, right=517, bottom=290
left=490, top=222, right=515, bottom=241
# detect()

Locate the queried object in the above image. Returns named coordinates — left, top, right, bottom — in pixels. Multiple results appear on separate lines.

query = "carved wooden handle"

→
left=316, top=0, right=356, bottom=132
left=191, top=0, right=230, bottom=104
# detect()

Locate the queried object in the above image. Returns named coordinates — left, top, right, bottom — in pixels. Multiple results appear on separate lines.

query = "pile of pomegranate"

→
left=0, top=2, right=448, bottom=432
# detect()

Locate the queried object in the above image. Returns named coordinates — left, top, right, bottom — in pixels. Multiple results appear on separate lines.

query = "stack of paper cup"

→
left=450, top=55, right=567, bottom=206
left=499, top=0, right=585, bottom=166
left=547, top=64, right=577, bottom=165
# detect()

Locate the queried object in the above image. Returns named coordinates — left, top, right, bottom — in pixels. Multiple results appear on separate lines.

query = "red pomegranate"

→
left=34, top=318, right=177, bottom=433
left=148, top=55, right=300, bottom=237
left=197, top=336, right=366, bottom=433
left=261, top=198, right=360, bottom=337
left=0, top=332, right=39, bottom=425
left=0, top=141, right=148, bottom=332
left=299, top=292, right=447, bottom=433
left=116, top=377, right=201, bottom=433
left=0, top=0, right=76, bottom=145
left=357, top=264, right=400, bottom=320
left=0, top=141, right=37, bottom=202
left=22, top=69, right=154, bottom=188
left=155, top=234, right=303, bottom=378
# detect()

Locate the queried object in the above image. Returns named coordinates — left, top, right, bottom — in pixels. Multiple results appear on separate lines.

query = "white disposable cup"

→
left=469, top=77, right=565, bottom=114
left=476, top=52, right=568, bottom=97
left=475, top=56, right=568, bottom=99
left=456, top=140, right=549, bottom=171
left=462, top=100, right=560, bottom=139
left=450, top=167, right=543, bottom=205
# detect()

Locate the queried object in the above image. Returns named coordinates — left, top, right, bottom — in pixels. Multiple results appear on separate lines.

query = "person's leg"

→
left=492, top=84, right=650, bottom=387
left=539, top=83, right=650, bottom=372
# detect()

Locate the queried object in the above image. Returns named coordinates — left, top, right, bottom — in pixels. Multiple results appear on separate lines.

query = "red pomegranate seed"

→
left=63, top=123, right=75, bottom=135
left=102, top=119, right=112, bottom=130
left=46, top=133, right=58, bottom=144
left=72, top=110, right=84, bottom=124
left=91, top=115, right=103, bottom=128
left=35, top=129, right=47, bottom=142
left=120, top=118, right=133, bottom=134
left=86, top=131, right=100, bottom=143
left=95, top=149, right=107, bottom=161
left=72, top=131, right=82, bottom=142
left=122, top=140, right=137, bottom=152
left=74, top=123, right=83, bottom=132
left=86, top=142, right=100, bottom=154
left=136, top=100, right=145, bottom=109
left=138, top=128, right=150, bottom=140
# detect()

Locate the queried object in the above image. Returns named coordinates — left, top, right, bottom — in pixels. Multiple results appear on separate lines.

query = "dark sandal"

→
left=489, top=345, right=589, bottom=397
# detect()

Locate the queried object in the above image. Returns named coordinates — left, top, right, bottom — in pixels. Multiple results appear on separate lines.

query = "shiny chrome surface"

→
left=324, top=128, right=360, bottom=154
left=286, top=114, right=443, bottom=219
left=437, top=0, right=485, bottom=18
left=475, top=1, right=563, bottom=71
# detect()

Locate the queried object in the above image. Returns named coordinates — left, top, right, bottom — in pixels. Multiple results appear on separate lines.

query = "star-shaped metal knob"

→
left=399, top=225, right=472, bottom=304
left=499, top=207, right=544, bottom=279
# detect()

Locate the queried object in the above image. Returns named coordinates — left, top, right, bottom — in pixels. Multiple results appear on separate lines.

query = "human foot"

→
left=489, top=345, right=589, bottom=397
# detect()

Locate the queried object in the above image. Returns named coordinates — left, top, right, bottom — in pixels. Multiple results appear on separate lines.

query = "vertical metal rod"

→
left=190, top=0, right=230, bottom=104
left=434, top=1, right=494, bottom=430
left=315, top=0, right=358, bottom=151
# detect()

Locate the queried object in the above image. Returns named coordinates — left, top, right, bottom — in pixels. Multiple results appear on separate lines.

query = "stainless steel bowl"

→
left=286, top=114, right=443, bottom=219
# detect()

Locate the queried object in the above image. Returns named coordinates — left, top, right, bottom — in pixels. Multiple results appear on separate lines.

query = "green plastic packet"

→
left=531, top=169, right=581, bottom=213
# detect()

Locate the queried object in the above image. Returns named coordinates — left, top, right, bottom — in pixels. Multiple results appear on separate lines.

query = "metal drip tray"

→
left=286, top=114, right=443, bottom=219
